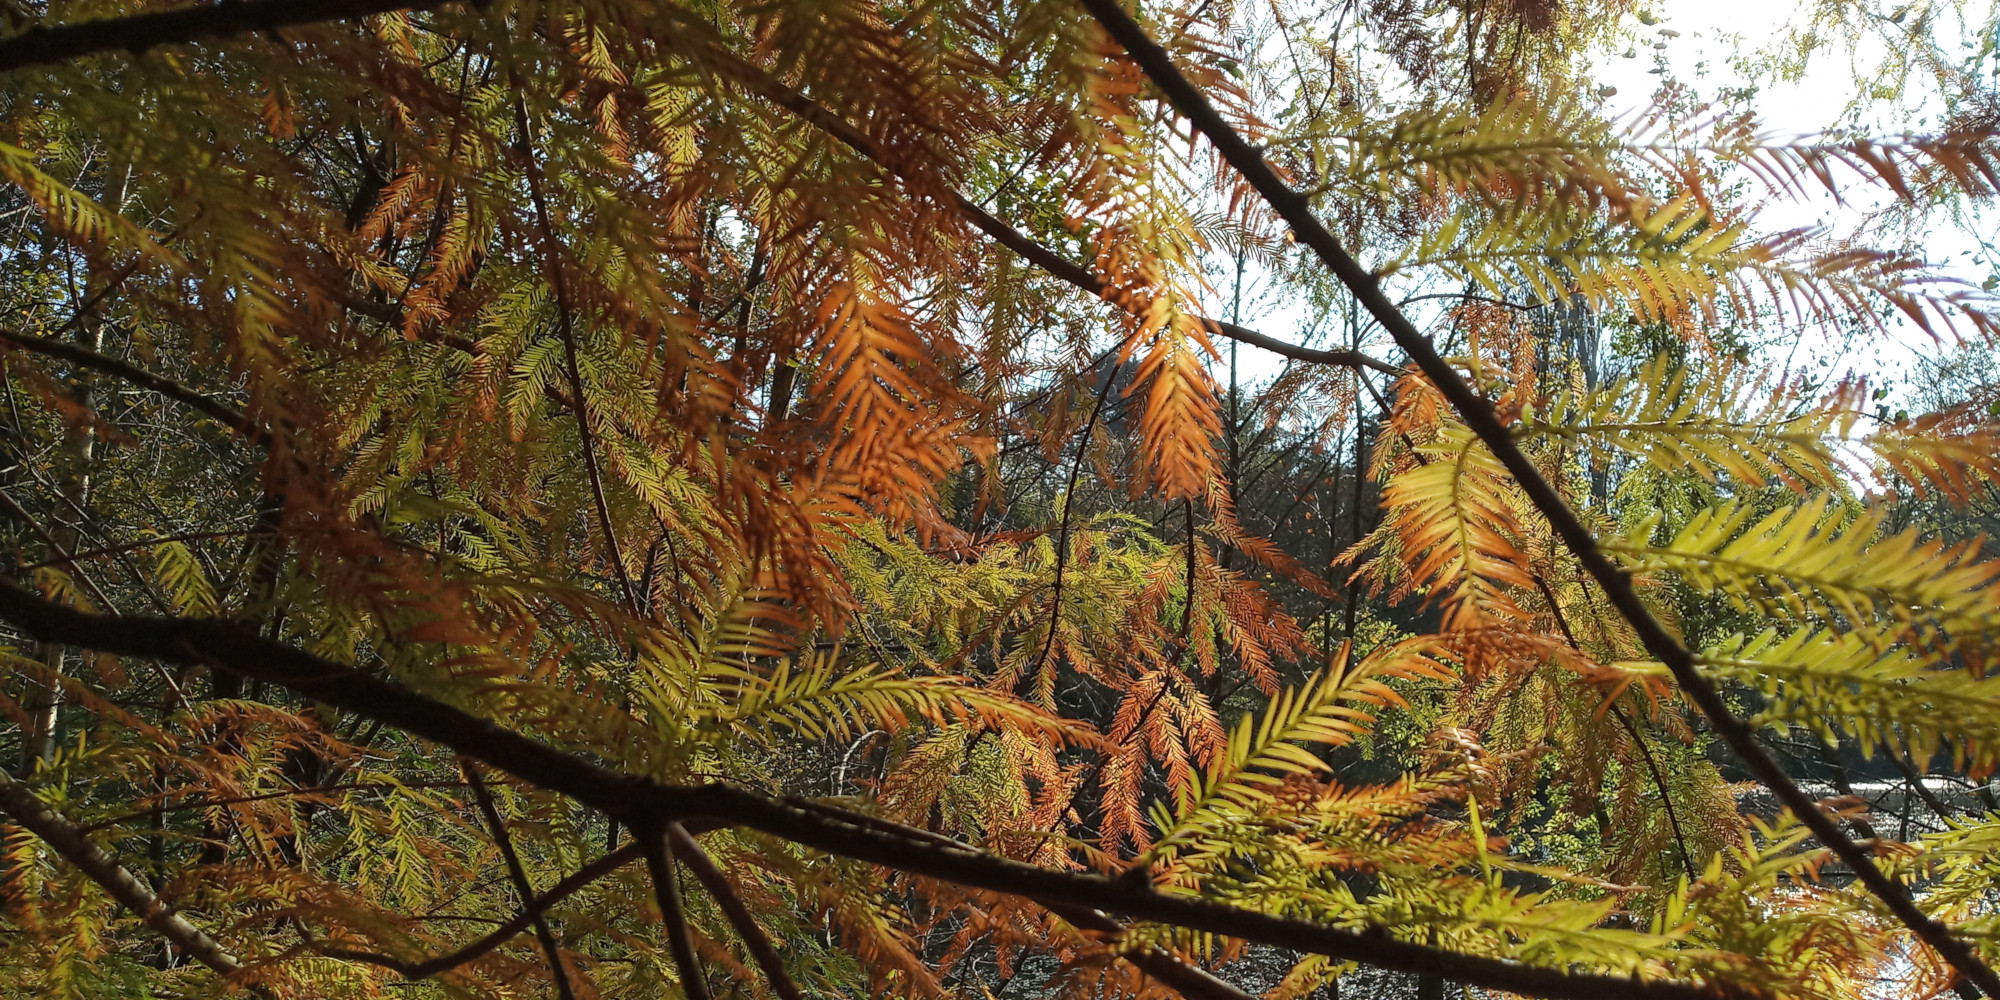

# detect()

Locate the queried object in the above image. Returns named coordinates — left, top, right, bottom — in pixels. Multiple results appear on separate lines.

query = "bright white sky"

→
left=1590, top=0, right=1995, bottom=398
left=1203, top=0, right=1998, bottom=405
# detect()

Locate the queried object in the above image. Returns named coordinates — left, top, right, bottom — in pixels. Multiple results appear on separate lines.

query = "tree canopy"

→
left=2, top=0, right=2000, bottom=998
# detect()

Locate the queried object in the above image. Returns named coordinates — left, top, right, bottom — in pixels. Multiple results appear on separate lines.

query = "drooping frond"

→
left=1528, top=353, right=2000, bottom=502
left=1359, top=425, right=1536, bottom=628
left=1396, top=198, right=2000, bottom=341
left=1523, top=355, right=1842, bottom=488
left=695, top=651, right=1100, bottom=749
left=1295, top=96, right=2000, bottom=219
left=1611, top=496, right=2000, bottom=648
left=1149, top=641, right=1448, bottom=858
left=1694, top=628, right=2000, bottom=774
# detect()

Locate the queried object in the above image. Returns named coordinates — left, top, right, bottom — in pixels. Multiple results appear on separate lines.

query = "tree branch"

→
left=0, top=328, right=260, bottom=443
left=641, top=823, right=714, bottom=1000
left=689, top=36, right=1401, bottom=378
left=464, top=761, right=578, bottom=1000
left=0, top=488, right=120, bottom=614
left=1069, top=2, right=2000, bottom=993
left=1049, top=902, right=1259, bottom=1000
left=1034, top=354, right=1121, bottom=677
left=509, top=97, right=639, bottom=614
left=1531, top=572, right=1696, bottom=881
left=666, top=825, right=804, bottom=1000
left=0, top=767, right=241, bottom=975
left=80, top=777, right=509, bottom=834
left=0, top=581, right=1742, bottom=1000
left=315, top=842, right=643, bottom=979
left=0, top=0, right=460, bottom=73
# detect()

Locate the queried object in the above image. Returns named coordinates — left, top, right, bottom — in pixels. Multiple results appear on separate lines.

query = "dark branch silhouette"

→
left=0, top=579, right=1743, bottom=1000
left=667, top=825, right=807, bottom=1000
left=465, top=761, right=579, bottom=1000
left=0, top=328, right=260, bottom=442
left=642, top=824, right=714, bottom=1000
left=0, top=0, right=462, bottom=73
left=691, top=35, right=1403, bottom=378
left=316, top=842, right=644, bottom=979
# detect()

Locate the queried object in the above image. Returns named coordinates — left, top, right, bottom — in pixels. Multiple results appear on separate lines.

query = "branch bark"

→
left=464, top=761, right=578, bottom=1000
left=687, top=35, right=1401, bottom=378
left=641, top=823, right=714, bottom=1000
left=0, top=0, right=461, bottom=72
left=1049, top=902, right=1260, bottom=1000
left=0, top=328, right=261, bottom=443
left=666, top=825, right=804, bottom=1000
left=0, top=767, right=242, bottom=976
left=0, top=582, right=1742, bottom=1000
left=315, top=842, right=643, bottom=979
left=1068, top=1, right=2000, bottom=994
left=510, top=97, right=640, bottom=614
left=1034, top=354, right=1122, bottom=677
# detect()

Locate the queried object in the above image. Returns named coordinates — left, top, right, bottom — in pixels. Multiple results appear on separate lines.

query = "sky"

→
left=1589, top=0, right=1996, bottom=398
left=1205, top=0, right=1999, bottom=405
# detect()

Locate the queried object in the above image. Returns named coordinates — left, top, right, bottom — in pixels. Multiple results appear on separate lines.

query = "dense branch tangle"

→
left=1, top=1, right=1999, bottom=1000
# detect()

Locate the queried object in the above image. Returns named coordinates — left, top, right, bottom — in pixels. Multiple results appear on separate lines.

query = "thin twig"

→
left=0, top=328, right=260, bottom=442
left=315, top=842, right=643, bottom=979
left=667, top=825, right=805, bottom=1000
left=1885, top=741, right=1956, bottom=821
left=1049, top=902, right=1258, bottom=1000
left=0, top=489, right=190, bottom=709
left=640, top=823, right=715, bottom=1000
left=0, top=488, right=120, bottom=614
left=1530, top=572, right=1696, bottom=880
left=1608, top=703, right=1698, bottom=881
left=0, top=768, right=241, bottom=975
left=20, top=529, right=255, bottom=572
left=81, top=777, right=515, bottom=834
left=464, top=760, right=578, bottom=1000
left=683, top=33, right=1401, bottom=378
left=1180, top=498, right=1198, bottom=640
left=509, top=97, right=638, bottom=614
left=1032, top=355, right=1122, bottom=676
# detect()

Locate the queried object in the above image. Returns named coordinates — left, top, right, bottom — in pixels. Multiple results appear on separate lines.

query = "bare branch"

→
left=315, top=842, right=644, bottom=979
left=0, top=0, right=460, bottom=73
left=0, top=767, right=241, bottom=975
left=667, top=825, right=805, bottom=1000
left=641, top=823, right=714, bottom=1000
left=464, top=760, right=579, bottom=1000
left=508, top=96, right=639, bottom=614
left=0, top=328, right=260, bottom=443
left=1050, top=903, right=1259, bottom=1000
left=690, top=36, right=1402, bottom=378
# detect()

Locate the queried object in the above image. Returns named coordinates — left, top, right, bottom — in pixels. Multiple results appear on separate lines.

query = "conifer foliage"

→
left=1, top=0, right=1999, bottom=998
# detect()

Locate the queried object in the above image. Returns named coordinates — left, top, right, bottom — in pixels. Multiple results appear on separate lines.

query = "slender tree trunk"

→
left=22, top=288, right=106, bottom=771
